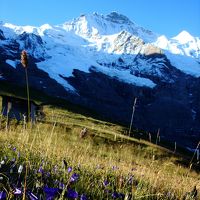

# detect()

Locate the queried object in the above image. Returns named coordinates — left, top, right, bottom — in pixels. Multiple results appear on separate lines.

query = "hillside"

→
left=0, top=96, right=199, bottom=199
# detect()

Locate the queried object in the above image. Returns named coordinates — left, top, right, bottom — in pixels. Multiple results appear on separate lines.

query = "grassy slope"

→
left=0, top=95, right=199, bottom=199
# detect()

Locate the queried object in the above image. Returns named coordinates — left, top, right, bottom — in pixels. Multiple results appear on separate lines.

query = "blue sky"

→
left=0, top=0, right=199, bottom=37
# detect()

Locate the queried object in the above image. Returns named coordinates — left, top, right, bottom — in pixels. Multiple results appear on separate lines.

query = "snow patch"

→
left=165, top=51, right=200, bottom=77
left=6, top=59, right=17, bottom=68
left=92, top=66, right=156, bottom=88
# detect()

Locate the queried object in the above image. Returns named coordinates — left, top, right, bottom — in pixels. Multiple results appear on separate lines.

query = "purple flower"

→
left=112, top=192, right=119, bottom=198
left=80, top=194, right=87, bottom=200
left=43, top=187, right=59, bottom=200
left=103, top=180, right=109, bottom=187
left=0, top=191, right=6, bottom=200
left=118, top=193, right=125, bottom=199
left=13, top=147, right=16, bottom=151
left=70, top=173, right=79, bottom=182
left=14, top=188, right=22, bottom=195
left=59, top=182, right=65, bottom=189
left=66, top=189, right=78, bottom=199
left=46, top=172, right=51, bottom=177
left=38, top=166, right=44, bottom=174
left=111, top=192, right=124, bottom=199
left=68, top=167, right=72, bottom=173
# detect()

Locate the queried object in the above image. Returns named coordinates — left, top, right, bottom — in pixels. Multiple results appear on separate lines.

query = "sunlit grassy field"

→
left=0, top=97, right=199, bottom=199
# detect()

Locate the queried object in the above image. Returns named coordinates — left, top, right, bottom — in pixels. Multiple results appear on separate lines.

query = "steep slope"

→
left=0, top=12, right=200, bottom=147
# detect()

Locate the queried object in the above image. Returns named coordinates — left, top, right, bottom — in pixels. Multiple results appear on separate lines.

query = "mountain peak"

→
left=173, top=30, right=194, bottom=43
left=105, top=12, right=134, bottom=25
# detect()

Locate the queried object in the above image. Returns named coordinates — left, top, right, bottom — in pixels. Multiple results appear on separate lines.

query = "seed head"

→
left=21, top=50, right=28, bottom=68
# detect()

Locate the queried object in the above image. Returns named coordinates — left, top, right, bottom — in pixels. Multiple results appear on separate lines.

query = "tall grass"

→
left=0, top=106, right=199, bottom=199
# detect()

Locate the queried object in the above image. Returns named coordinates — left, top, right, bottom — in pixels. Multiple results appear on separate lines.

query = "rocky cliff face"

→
left=0, top=12, right=200, bottom=147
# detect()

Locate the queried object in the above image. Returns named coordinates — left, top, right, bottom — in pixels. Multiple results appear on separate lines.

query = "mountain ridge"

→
left=0, top=12, right=200, bottom=147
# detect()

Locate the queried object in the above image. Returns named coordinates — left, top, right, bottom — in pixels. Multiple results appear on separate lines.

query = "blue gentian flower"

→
left=70, top=173, right=79, bottom=182
left=80, top=194, right=87, bottom=200
left=43, top=187, right=59, bottom=200
left=103, top=180, right=109, bottom=187
left=112, top=192, right=119, bottom=198
left=68, top=167, right=72, bottom=173
left=38, top=166, right=44, bottom=174
left=14, top=188, right=22, bottom=195
left=66, top=188, right=78, bottom=199
left=0, top=191, right=6, bottom=200
left=112, top=192, right=125, bottom=199
left=118, top=193, right=125, bottom=199
left=59, top=182, right=65, bottom=189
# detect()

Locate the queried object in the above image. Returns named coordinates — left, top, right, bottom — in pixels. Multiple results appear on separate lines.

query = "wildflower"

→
left=14, top=188, right=22, bottom=195
left=70, top=173, right=79, bottom=182
left=43, top=187, right=59, bottom=200
left=118, top=193, right=125, bottom=199
left=13, top=147, right=16, bottom=151
left=66, top=188, right=78, bottom=199
left=112, top=192, right=125, bottom=199
left=112, top=192, right=119, bottom=198
left=0, top=191, right=6, bottom=200
left=38, top=166, right=44, bottom=174
left=68, top=167, right=72, bottom=173
left=80, top=194, right=87, bottom=200
left=46, top=172, right=51, bottom=177
left=103, top=180, right=109, bottom=187
left=18, top=165, right=23, bottom=174
left=59, top=182, right=65, bottom=189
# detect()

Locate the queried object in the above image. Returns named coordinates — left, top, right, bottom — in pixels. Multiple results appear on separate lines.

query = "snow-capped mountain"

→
left=0, top=12, right=200, bottom=145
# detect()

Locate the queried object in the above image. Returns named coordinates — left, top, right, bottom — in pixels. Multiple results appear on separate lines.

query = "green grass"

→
left=0, top=96, right=199, bottom=199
